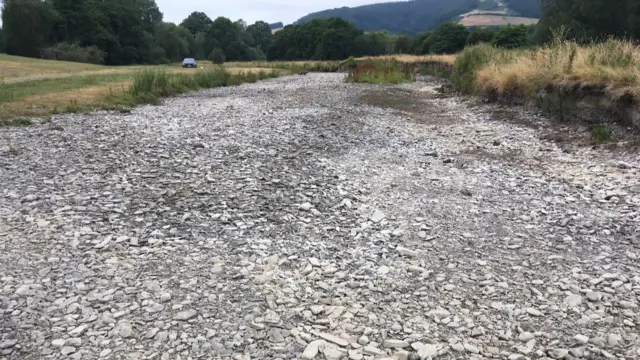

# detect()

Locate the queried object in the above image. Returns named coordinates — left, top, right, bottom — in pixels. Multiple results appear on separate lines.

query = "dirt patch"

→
left=459, top=15, right=539, bottom=26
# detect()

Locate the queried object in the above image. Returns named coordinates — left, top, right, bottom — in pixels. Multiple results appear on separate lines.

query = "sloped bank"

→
left=427, top=42, right=640, bottom=134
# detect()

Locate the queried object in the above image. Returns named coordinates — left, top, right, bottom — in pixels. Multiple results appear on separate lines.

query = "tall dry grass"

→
left=466, top=39, right=640, bottom=98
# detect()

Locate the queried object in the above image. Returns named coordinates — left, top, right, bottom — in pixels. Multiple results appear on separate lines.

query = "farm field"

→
left=0, top=55, right=298, bottom=120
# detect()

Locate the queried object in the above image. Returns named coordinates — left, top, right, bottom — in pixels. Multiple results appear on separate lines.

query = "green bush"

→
left=451, top=43, right=502, bottom=93
left=492, top=25, right=530, bottom=49
left=40, top=42, right=106, bottom=64
left=346, top=56, right=357, bottom=70
left=210, top=48, right=226, bottom=64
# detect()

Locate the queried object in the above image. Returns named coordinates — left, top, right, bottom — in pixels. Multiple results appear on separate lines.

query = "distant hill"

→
left=295, top=0, right=541, bottom=34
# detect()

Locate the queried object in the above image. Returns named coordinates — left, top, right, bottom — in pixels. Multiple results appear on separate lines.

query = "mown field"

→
left=0, top=55, right=339, bottom=121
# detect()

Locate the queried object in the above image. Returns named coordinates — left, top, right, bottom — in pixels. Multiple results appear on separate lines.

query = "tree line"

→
left=0, top=0, right=274, bottom=65
left=0, top=0, right=638, bottom=65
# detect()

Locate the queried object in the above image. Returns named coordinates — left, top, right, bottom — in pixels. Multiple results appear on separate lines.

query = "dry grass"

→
left=356, top=54, right=457, bottom=65
left=0, top=55, right=299, bottom=120
left=472, top=39, right=640, bottom=98
left=0, top=81, right=133, bottom=118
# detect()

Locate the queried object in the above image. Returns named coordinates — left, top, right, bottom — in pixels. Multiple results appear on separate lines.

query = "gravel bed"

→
left=1, top=73, right=639, bottom=360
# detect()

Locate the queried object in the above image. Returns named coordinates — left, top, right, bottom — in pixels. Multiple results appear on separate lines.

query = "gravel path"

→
left=1, top=74, right=639, bottom=360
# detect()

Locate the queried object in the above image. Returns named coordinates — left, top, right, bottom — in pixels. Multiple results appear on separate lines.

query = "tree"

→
left=467, top=28, right=495, bottom=45
left=210, top=48, right=225, bottom=64
left=154, top=22, right=191, bottom=62
left=394, top=35, right=413, bottom=54
left=428, top=22, right=469, bottom=54
left=0, top=27, right=5, bottom=53
left=1, top=0, right=59, bottom=57
left=492, top=25, right=529, bottom=48
left=180, top=11, right=213, bottom=35
left=246, top=21, right=274, bottom=52
left=535, top=0, right=637, bottom=43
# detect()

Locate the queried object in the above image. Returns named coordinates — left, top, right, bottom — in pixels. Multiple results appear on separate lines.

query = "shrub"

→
left=492, top=25, right=530, bottom=49
left=210, top=48, right=226, bottom=64
left=346, top=59, right=414, bottom=84
left=451, top=44, right=504, bottom=93
left=346, top=56, right=357, bottom=70
left=40, top=42, right=106, bottom=64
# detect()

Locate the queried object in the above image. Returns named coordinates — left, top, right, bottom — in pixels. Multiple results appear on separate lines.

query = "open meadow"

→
left=0, top=55, right=309, bottom=121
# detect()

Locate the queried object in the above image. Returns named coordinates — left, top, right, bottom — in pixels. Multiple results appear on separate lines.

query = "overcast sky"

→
left=156, top=0, right=392, bottom=26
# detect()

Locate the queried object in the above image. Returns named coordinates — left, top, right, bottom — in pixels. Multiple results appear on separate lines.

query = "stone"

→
left=548, top=349, right=568, bottom=359
left=586, top=291, right=602, bottom=302
left=451, top=343, right=465, bottom=352
left=396, top=246, right=418, bottom=257
left=0, top=339, right=17, bottom=349
left=519, top=332, right=534, bottom=342
left=51, top=339, right=66, bottom=347
left=61, top=346, right=76, bottom=355
left=574, top=335, right=589, bottom=344
left=318, top=332, right=349, bottom=347
left=417, top=344, right=438, bottom=358
left=302, top=340, right=325, bottom=359
left=370, top=210, right=385, bottom=223
left=68, top=324, right=88, bottom=336
left=607, top=334, right=622, bottom=347
left=383, top=339, right=410, bottom=349
left=299, top=203, right=312, bottom=211
left=464, top=343, right=480, bottom=353
left=118, top=322, right=133, bottom=338
left=358, top=335, right=370, bottom=345
left=348, top=349, right=363, bottom=360
left=565, top=294, right=583, bottom=307
left=174, top=310, right=197, bottom=321
left=526, top=308, right=542, bottom=317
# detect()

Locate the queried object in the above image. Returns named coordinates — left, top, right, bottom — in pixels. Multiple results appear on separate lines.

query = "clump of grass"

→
left=467, top=39, right=640, bottom=98
left=128, top=67, right=279, bottom=105
left=346, top=59, right=415, bottom=84
left=591, top=124, right=612, bottom=144
left=0, top=118, right=33, bottom=127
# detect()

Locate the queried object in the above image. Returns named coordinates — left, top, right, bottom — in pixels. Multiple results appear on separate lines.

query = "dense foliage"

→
left=0, top=27, right=5, bottom=53
left=503, top=0, right=541, bottom=18
left=536, top=0, right=640, bottom=42
left=0, top=0, right=274, bottom=64
left=295, top=0, right=477, bottom=34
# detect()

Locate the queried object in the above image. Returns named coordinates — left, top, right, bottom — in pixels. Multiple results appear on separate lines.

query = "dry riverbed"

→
left=1, top=74, right=639, bottom=360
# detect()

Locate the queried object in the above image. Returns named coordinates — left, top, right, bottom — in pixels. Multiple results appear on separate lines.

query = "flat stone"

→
left=383, top=339, right=410, bottom=348
left=0, top=339, right=17, bottom=349
left=565, top=294, right=583, bottom=307
left=417, top=344, right=438, bottom=358
left=574, top=335, right=589, bottom=344
left=174, top=310, right=197, bottom=321
left=348, top=349, right=363, bottom=360
left=61, top=346, right=76, bottom=355
left=586, top=291, right=602, bottom=302
left=51, top=339, right=66, bottom=347
left=525, top=308, right=542, bottom=316
left=396, top=246, right=418, bottom=257
left=464, top=343, right=480, bottom=353
left=302, top=340, right=325, bottom=359
left=318, top=332, right=349, bottom=347
left=370, top=210, right=385, bottom=223
left=519, top=332, right=535, bottom=341
left=548, top=349, right=568, bottom=359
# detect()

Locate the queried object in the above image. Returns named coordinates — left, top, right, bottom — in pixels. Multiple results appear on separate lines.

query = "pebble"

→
left=302, top=340, right=324, bottom=359
left=586, top=291, right=602, bottom=302
left=383, top=339, right=410, bottom=348
left=174, top=310, right=198, bottom=321
left=318, top=332, right=349, bottom=347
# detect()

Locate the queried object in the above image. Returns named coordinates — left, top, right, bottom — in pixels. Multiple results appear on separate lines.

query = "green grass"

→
left=346, top=59, right=415, bottom=84
left=126, top=67, right=279, bottom=106
left=0, top=118, right=34, bottom=127
left=591, top=124, right=612, bottom=144
left=0, top=73, right=132, bottom=103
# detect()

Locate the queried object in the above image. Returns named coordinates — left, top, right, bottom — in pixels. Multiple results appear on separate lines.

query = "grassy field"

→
left=0, top=54, right=297, bottom=120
